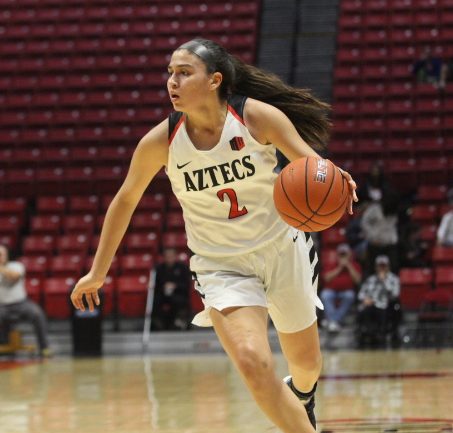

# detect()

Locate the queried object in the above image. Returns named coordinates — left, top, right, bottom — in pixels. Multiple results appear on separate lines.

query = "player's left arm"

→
left=244, top=98, right=320, bottom=161
left=244, top=98, right=358, bottom=213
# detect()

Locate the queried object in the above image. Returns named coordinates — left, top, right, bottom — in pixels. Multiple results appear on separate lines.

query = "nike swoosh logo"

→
left=177, top=161, right=191, bottom=169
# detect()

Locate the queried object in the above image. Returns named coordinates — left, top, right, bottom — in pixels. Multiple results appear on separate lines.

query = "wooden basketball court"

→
left=0, top=349, right=452, bottom=433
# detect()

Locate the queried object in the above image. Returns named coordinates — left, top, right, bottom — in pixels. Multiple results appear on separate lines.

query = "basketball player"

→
left=70, top=39, right=358, bottom=433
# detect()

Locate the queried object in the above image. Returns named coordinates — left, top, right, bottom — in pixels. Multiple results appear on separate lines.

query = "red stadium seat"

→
left=117, top=275, right=149, bottom=317
left=124, top=233, right=160, bottom=254
left=0, top=216, right=21, bottom=236
left=419, top=225, right=437, bottom=244
left=435, top=267, right=453, bottom=292
left=418, top=157, right=448, bottom=184
left=0, top=198, right=26, bottom=216
left=36, top=167, right=66, bottom=195
left=36, top=196, right=66, bottom=215
left=119, top=254, right=154, bottom=275
left=162, top=232, right=188, bottom=251
left=19, top=256, right=49, bottom=278
left=130, top=212, right=163, bottom=233
left=43, top=277, right=76, bottom=319
left=56, top=234, right=90, bottom=255
left=71, top=147, right=99, bottom=164
left=68, top=196, right=100, bottom=214
left=95, top=166, right=126, bottom=194
left=49, top=255, right=84, bottom=278
left=13, top=148, right=42, bottom=167
left=64, top=167, right=96, bottom=195
left=414, top=137, right=444, bottom=157
left=22, top=235, right=55, bottom=257
left=30, top=215, right=61, bottom=235
left=166, top=211, right=185, bottom=231
left=61, top=215, right=95, bottom=234
left=409, top=205, right=439, bottom=223
left=432, top=246, right=453, bottom=265
left=5, top=169, right=36, bottom=197
left=439, top=204, right=453, bottom=218
left=399, top=268, right=433, bottom=309
left=137, top=193, right=166, bottom=212
left=25, top=277, right=42, bottom=305
left=321, top=228, right=346, bottom=247
left=85, top=255, right=120, bottom=276
left=387, top=138, right=415, bottom=156
left=416, top=185, right=448, bottom=203
left=0, top=234, right=17, bottom=250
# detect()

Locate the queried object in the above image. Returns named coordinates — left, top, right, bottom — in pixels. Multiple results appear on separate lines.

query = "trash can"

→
left=71, top=299, right=103, bottom=356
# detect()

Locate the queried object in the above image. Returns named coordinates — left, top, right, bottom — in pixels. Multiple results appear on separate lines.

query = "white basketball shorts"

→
left=190, top=227, right=323, bottom=333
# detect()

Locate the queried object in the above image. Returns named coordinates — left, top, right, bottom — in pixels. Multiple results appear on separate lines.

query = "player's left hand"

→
left=338, top=168, right=358, bottom=215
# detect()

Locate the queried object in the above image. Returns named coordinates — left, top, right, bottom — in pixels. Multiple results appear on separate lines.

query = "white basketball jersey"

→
left=166, top=95, right=287, bottom=257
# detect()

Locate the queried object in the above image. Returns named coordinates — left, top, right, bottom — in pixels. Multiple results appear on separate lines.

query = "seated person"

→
left=357, top=255, right=400, bottom=346
left=152, top=248, right=191, bottom=331
left=437, top=209, right=453, bottom=247
left=0, top=245, right=51, bottom=357
left=320, top=243, right=362, bottom=332
left=412, top=47, right=442, bottom=86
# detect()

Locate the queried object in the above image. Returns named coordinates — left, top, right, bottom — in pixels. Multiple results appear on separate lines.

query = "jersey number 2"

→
left=216, top=188, right=248, bottom=219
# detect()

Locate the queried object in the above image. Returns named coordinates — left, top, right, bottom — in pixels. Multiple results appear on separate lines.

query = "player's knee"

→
left=235, top=345, right=275, bottom=391
left=296, top=351, right=323, bottom=375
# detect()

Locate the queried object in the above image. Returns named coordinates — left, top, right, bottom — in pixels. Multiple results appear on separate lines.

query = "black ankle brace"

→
left=288, top=378, right=317, bottom=402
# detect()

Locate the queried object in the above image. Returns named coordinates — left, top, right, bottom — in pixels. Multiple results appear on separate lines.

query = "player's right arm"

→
left=70, top=119, right=169, bottom=312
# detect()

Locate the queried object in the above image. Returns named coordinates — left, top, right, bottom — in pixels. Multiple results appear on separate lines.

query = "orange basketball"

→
left=273, top=156, right=348, bottom=232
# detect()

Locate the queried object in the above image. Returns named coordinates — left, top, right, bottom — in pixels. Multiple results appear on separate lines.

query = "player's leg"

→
left=278, top=321, right=322, bottom=393
left=278, top=322, right=321, bottom=428
left=210, top=305, right=316, bottom=433
left=266, top=229, right=323, bottom=429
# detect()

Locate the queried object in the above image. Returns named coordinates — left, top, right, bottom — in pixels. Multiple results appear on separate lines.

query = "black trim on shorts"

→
left=191, top=271, right=205, bottom=298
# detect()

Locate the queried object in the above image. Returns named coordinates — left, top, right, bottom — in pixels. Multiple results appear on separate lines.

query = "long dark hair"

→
left=175, top=38, right=331, bottom=150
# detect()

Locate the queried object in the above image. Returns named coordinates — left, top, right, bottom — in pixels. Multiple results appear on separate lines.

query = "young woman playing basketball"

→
left=70, top=38, right=358, bottom=433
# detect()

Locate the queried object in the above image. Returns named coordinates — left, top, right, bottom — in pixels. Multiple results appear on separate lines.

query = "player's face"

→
left=167, top=50, right=212, bottom=109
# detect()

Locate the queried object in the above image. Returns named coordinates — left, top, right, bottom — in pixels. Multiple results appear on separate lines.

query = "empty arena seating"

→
left=332, top=0, right=453, bottom=190
left=399, top=267, right=433, bottom=309
left=1, top=0, right=261, bottom=321
left=323, top=0, right=453, bottom=310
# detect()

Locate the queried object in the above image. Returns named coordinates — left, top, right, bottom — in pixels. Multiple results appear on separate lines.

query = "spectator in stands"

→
left=357, top=162, right=390, bottom=204
left=437, top=187, right=453, bottom=247
left=320, top=243, right=361, bottom=332
left=440, top=57, right=453, bottom=88
left=361, top=190, right=400, bottom=274
left=345, top=202, right=368, bottom=266
left=400, top=222, right=429, bottom=267
left=152, top=248, right=191, bottom=331
left=357, top=255, right=401, bottom=347
left=412, top=47, right=443, bottom=87
left=0, top=245, right=51, bottom=357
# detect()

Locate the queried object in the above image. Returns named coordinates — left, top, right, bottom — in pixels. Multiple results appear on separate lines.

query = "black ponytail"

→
left=176, top=38, right=331, bottom=150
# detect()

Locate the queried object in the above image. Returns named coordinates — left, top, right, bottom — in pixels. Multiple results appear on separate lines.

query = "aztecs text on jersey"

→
left=166, top=95, right=287, bottom=257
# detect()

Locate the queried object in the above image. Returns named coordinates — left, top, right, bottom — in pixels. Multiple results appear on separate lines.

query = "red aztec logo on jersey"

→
left=229, top=136, right=245, bottom=151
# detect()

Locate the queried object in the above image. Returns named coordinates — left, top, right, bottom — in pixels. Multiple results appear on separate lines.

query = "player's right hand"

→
left=70, top=273, right=105, bottom=312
